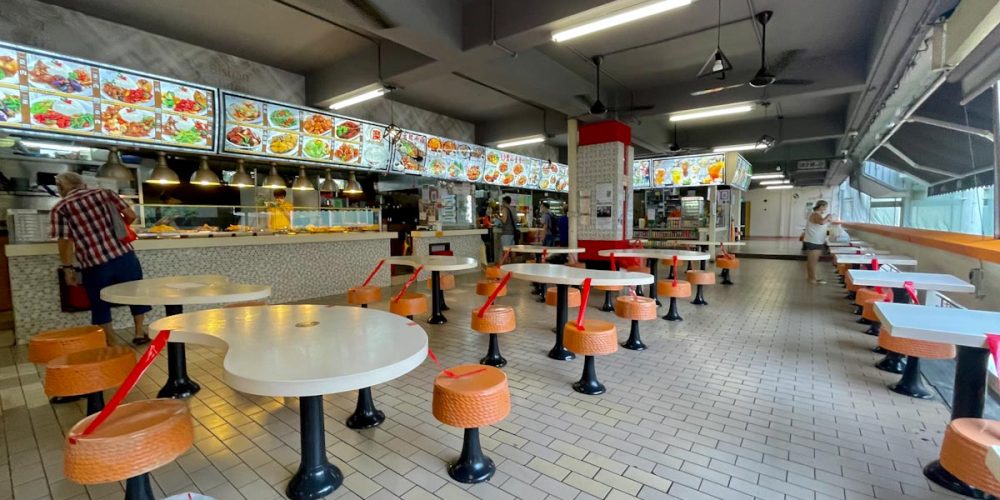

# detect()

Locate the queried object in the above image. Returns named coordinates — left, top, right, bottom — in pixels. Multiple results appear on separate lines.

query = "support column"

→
left=568, top=118, right=579, bottom=249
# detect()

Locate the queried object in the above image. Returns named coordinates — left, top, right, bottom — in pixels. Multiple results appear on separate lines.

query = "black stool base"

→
left=621, top=321, right=646, bottom=351
left=924, top=461, right=993, bottom=499
left=875, top=352, right=905, bottom=374
left=864, top=323, right=880, bottom=336
left=873, top=346, right=887, bottom=354
left=573, top=356, right=606, bottom=395
left=691, top=285, right=707, bottom=306
left=156, top=377, right=200, bottom=399
left=480, top=334, right=507, bottom=367
left=124, top=473, right=153, bottom=500
left=853, top=305, right=863, bottom=315
left=600, top=291, right=615, bottom=312
left=890, top=357, right=933, bottom=399
left=663, top=298, right=683, bottom=321
left=346, top=387, right=384, bottom=429
left=50, top=395, right=82, bottom=404
left=720, top=269, right=734, bottom=285
left=449, top=428, right=495, bottom=484
left=85, top=392, right=104, bottom=415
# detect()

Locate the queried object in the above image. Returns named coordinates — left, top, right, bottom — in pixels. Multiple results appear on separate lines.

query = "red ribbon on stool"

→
left=477, top=272, right=512, bottom=318
left=672, top=255, right=679, bottom=287
left=393, top=265, right=424, bottom=302
left=903, top=280, right=919, bottom=305
left=575, top=278, right=593, bottom=331
left=541, top=248, right=548, bottom=261
left=361, top=259, right=385, bottom=287
left=986, top=334, right=1000, bottom=390
left=427, top=348, right=485, bottom=379
left=610, top=253, right=617, bottom=271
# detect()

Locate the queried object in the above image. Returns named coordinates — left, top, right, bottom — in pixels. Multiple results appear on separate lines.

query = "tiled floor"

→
left=0, top=259, right=965, bottom=499
left=739, top=238, right=806, bottom=258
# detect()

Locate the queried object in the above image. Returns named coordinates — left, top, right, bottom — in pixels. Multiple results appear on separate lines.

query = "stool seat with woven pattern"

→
left=937, top=418, right=1000, bottom=497
left=484, top=266, right=503, bottom=280
left=546, top=287, right=581, bottom=308
left=64, top=398, right=194, bottom=500
left=347, top=286, right=382, bottom=308
left=685, top=270, right=715, bottom=306
left=853, top=287, right=892, bottom=317
left=45, top=346, right=135, bottom=415
left=475, top=280, right=508, bottom=297
left=861, top=301, right=883, bottom=336
left=596, top=284, right=623, bottom=312
left=433, top=365, right=511, bottom=484
left=563, top=320, right=618, bottom=395
left=716, top=256, right=740, bottom=285
left=28, top=326, right=106, bottom=364
left=878, top=327, right=955, bottom=399
left=616, top=296, right=656, bottom=351
left=472, top=307, right=516, bottom=367
left=657, top=280, right=692, bottom=321
left=389, top=292, right=428, bottom=319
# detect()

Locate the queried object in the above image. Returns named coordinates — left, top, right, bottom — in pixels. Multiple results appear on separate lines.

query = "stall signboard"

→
left=424, top=136, right=486, bottom=183
left=557, top=163, right=569, bottom=192
left=482, top=149, right=524, bottom=187
left=730, top=154, right=753, bottom=191
left=390, top=129, right=427, bottom=174
left=0, top=41, right=215, bottom=152
left=633, top=159, right=651, bottom=189
left=650, top=153, right=726, bottom=188
left=526, top=159, right=544, bottom=189
left=221, top=91, right=390, bottom=170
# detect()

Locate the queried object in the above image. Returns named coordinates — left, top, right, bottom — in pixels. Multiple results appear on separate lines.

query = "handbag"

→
left=105, top=191, right=137, bottom=244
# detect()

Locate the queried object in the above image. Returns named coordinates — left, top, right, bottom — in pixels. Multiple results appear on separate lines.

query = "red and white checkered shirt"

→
left=50, top=187, right=133, bottom=268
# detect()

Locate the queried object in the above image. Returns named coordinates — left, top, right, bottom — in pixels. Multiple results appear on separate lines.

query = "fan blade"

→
left=575, top=94, right=594, bottom=108
left=773, top=78, right=813, bottom=86
left=769, top=49, right=803, bottom=76
left=690, top=83, right=744, bottom=96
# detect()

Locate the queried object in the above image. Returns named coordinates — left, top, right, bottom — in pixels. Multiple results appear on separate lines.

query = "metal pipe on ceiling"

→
left=882, top=142, right=958, bottom=178
left=906, top=115, right=995, bottom=142
left=863, top=73, right=947, bottom=163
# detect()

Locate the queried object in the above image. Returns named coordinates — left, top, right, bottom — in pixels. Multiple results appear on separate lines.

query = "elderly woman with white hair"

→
left=51, top=171, right=151, bottom=344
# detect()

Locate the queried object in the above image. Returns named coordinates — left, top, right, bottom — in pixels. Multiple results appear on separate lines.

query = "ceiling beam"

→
left=906, top=114, right=995, bottom=141
left=881, top=142, right=959, bottom=178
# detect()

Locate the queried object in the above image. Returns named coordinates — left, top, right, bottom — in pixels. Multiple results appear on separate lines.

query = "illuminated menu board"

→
left=0, top=42, right=215, bottom=152
left=633, top=159, right=651, bottom=188
left=424, top=136, right=486, bottom=183
left=221, top=91, right=389, bottom=170
left=650, top=153, right=726, bottom=188
left=390, top=129, right=427, bottom=174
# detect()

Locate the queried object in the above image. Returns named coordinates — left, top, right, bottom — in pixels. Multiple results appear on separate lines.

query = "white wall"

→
left=744, top=186, right=839, bottom=237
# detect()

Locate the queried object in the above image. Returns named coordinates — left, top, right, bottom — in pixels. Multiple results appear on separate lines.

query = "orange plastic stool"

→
left=937, top=418, right=1000, bottom=497
left=432, top=365, right=510, bottom=484
left=854, top=287, right=892, bottom=315
left=64, top=399, right=194, bottom=499
left=860, top=301, right=884, bottom=336
left=716, top=256, right=740, bottom=285
left=348, top=286, right=382, bottom=308
left=28, top=326, right=106, bottom=364
left=877, top=327, right=955, bottom=399
left=685, top=270, right=715, bottom=306
left=596, top=284, right=624, bottom=311
left=657, top=280, right=692, bottom=321
left=546, top=287, right=581, bottom=308
left=389, top=292, right=428, bottom=319
left=45, top=346, right=135, bottom=415
left=483, top=266, right=503, bottom=280
left=471, top=306, right=516, bottom=367
left=615, top=296, right=656, bottom=350
left=475, top=280, right=508, bottom=297
left=563, top=320, right=618, bottom=394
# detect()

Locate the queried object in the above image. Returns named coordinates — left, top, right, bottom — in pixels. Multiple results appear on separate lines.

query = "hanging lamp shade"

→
left=191, top=156, right=221, bottom=186
left=697, top=47, right=733, bottom=79
left=291, top=166, right=315, bottom=191
left=96, top=147, right=133, bottom=182
left=230, top=160, right=255, bottom=188
left=384, top=123, right=402, bottom=144
left=320, top=170, right=337, bottom=193
left=146, top=152, right=180, bottom=185
left=343, top=172, right=362, bottom=194
left=261, top=163, right=285, bottom=189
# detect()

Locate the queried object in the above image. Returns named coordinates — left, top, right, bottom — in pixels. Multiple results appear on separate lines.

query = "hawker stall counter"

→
left=410, top=229, right=487, bottom=263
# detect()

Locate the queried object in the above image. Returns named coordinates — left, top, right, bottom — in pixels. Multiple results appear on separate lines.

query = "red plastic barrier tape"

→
left=986, top=334, right=1000, bottom=390
left=610, top=253, right=617, bottom=271
left=575, top=278, right=593, bottom=331
left=541, top=248, right=548, bottom=261
left=477, top=272, right=512, bottom=318
left=361, top=259, right=386, bottom=287
left=393, top=265, right=424, bottom=302
left=427, top=348, right=485, bottom=379
left=498, top=249, right=511, bottom=267
left=672, top=255, right=679, bottom=287
left=69, top=330, right=171, bottom=443
left=903, top=280, right=920, bottom=305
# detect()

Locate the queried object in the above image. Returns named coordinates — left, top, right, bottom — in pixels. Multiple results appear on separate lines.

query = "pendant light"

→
left=261, top=163, right=286, bottom=189
left=343, top=172, right=363, bottom=194
left=146, top=152, right=180, bottom=185
left=97, top=147, right=133, bottom=181
left=320, top=169, right=337, bottom=193
left=696, top=0, right=733, bottom=79
left=191, top=156, right=221, bottom=186
left=291, top=166, right=315, bottom=191
left=230, top=159, right=255, bottom=188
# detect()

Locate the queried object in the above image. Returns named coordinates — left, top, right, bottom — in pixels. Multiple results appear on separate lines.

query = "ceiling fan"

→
left=666, top=124, right=702, bottom=155
left=691, top=11, right=813, bottom=97
left=576, top=56, right=654, bottom=117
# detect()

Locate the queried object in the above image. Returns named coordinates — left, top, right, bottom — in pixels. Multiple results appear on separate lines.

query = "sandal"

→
left=132, top=335, right=151, bottom=346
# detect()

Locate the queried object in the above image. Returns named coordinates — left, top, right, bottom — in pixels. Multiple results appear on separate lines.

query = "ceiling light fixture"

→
left=754, top=134, right=776, bottom=151
left=329, top=86, right=392, bottom=110
left=19, top=140, right=89, bottom=152
left=552, top=0, right=692, bottom=42
left=697, top=0, right=733, bottom=79
left=320, top=169, right=337, bottom=193
left=765, top=184, right=794, bottom=190
left=758, top=179, right=789, bottom=185
left=191, top=156, right=221, bottom=186
left=230, top=159, right=255, bottom=188
left=384, top=123, right=402, bottom=144
left=261, top=163, right=286, bottom=189
left=292, top=166, right=315, bottom=191
left=145, top=152, right=180, bottom=185
left=96, top=147, right=134, bottom=182
left=669, top=104, right=753, bottom=122
left=343, top=172, right=363, bottom=194
left=751, top=173, right=784, bottom=180
left=712, top=143, right=767, bottom=153
left=497, top=135, right=546, bottom=149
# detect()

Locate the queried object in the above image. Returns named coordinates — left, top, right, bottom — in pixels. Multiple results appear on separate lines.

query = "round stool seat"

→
left=546, top=287, right=581, bottom=308
left=836, top=264, right=850, bottom=275
left=471, top=306, right=516, bottom=334
left=615, top=296, right=657, bottom=321
left=64, top=399, right=194, bottom=484
left=716, top=257, right=740, bottom=269
left=28, top=326, right=106, bottom=364
left=939, top=418, right=1000, bottom=496
left=861, top=302, right=879, bottom=323
left=45, top=346, right=136, bottom=398
left=685, top=270, right=716, bottom=285
left=878, top=328, right=955, bottom=359
left=563, top=320, right=618, bottom=356
left=483, top=267, right=503, bottom=280
left=224, top=300, right=267, bottom=308
left=475, top=280, right=507, bottom=297
left=348, top=286, right=382, bottom=306
left=433, top=365, right=510, bottom=429
left=428, top=274, right=456, bottom=291
left=657, top=280, right=692, bottom=298
left=845, top=274, right=860, bottom=292
left=389, top=292, right=428, bottom=317
left=595, top=284, right=623, bottom=292
left=625, top=265, right=651, bottom=274
left=855, top=287, right=891, bottom=306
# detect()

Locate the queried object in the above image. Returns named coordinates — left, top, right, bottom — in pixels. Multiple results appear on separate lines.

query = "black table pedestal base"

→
left=549, top=285, right=576, bottom=360
left=288, top=396, right=342, bottom=500
left=158, top=305, right=201, bottom=399
left=449, top=428, right=495, bottom=484
left=346, top=387, right=385, bottom=429
left=572, top=356, right=606, bottom=395
left=924, top=461, right=992, bottom=499
left=875, top=352, right=905, bottom=374
left=439, top=288, right=449, bottom=311
left=890, top=357, right=933, bottom=399
left=50, top=395, right=82, bottom=404
left=600, top=291, right=615, bottom=312
left=428, top=272, right=448, bottom=324
left=124, top=474, right=154, bottom=500
left=663, top=298, right=683, bottom=321
left=621, top=320, right=646, bottom=351
left=480, top=334, right=507, bottom=367
left=873, top=346, right=887, bottom=354
left=85, top=392, right=104, bottom=415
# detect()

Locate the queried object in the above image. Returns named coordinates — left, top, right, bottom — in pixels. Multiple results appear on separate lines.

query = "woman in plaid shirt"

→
left=51, top=172, right=151, bottom=345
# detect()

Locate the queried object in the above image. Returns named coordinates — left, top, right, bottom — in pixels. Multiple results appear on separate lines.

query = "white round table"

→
left=597, top=249, right=710, bottom=305
left=101, top=275, right=271, bottom=399
left=387, top=256, right=478, bottom=324
left=501, top=263, right=651, bottom=360
left=151, top=305, right=427, bottom=500
left=507, top=245, right=586, bottom=297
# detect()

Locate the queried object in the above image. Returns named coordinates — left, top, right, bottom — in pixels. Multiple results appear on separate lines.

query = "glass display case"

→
left=140, top=204, right=380, bottom=233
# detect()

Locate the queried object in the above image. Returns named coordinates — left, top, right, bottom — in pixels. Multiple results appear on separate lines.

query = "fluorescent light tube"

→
left=496, top=135, right=545, bottom=148
left=765, top=185, right=794, bottom=190
left=712, top=143, right=766, bottom=153
left=751, top=173, right=784, bottom=180
left=669, top=104, right=753, bottom=122
left=758, top=180, right=789, bottom=185
left=553, top=0, right=692, bottom=42
left=330, top=88, right=386, bottom=110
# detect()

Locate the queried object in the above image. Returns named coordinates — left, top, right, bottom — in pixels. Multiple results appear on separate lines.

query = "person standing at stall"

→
left=540, top=201, right=556, bottom=247
left=50, top=172, right=151, bottom=345
left=803, top=200, right=833, bottom=284
left=267, top=189, right=293, bottom=232
left=499, top=195, right=517, bottom=250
